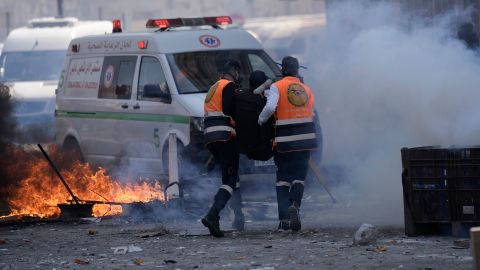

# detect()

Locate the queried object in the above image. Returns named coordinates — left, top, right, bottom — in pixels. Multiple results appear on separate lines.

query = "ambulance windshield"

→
left=0, top=50, right=66, bottom=82
left=167, top=50, right=281, bottom=94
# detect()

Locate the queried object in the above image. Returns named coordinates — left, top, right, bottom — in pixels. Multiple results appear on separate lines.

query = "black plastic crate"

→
left=403, top=178, right=451, bottom=222
left=401, top=147, right=453, bottom=236
left=450, top=147, right=480, bottom=221
left=402, top=146, right=480, bottom=235
left=401, top=147, right=450, bottom=179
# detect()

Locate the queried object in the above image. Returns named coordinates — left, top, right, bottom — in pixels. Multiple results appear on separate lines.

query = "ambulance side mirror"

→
left=143, top=83, right=171, bottom=104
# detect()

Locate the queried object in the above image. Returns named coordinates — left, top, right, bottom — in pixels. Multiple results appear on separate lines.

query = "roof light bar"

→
left=145, top=16, right=232, bottom=30
left=112, top=19, right=122, bottom=33
left=71, top=43, right=80, bottom=53
left=137, top=40, right=148, bottom=49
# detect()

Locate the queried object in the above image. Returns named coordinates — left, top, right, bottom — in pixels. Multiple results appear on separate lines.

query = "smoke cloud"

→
left=306, top=0, right=480, bottom=225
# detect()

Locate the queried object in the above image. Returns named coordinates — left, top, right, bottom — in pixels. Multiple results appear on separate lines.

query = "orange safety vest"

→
left=274, top=76, right=317, bottom=152
left=203, top=79, right=235, bottom=144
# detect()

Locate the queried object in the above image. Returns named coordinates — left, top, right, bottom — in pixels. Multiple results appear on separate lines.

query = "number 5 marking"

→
left=153, top=128, right=160, bottom=148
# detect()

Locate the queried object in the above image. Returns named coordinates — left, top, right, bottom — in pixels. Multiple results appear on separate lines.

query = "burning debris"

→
left=0, top=143, right=165, bottom=220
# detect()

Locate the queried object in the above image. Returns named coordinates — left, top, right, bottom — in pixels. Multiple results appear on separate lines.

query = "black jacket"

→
left=232, top=89, right=274, bottom=161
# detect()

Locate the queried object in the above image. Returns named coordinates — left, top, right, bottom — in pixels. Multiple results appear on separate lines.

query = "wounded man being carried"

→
left=232, top=70, right=274, bottom=161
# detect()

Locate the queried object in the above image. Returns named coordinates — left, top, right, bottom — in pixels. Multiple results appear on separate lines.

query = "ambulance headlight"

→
left=191, top=117, right=204, bottom=132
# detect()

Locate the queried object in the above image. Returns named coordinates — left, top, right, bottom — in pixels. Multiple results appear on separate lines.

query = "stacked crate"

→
left=401, top=147, right=452, bottom=236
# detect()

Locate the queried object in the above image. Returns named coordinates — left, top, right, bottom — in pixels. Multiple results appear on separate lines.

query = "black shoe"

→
left=288, top=204, right=301, bottom=231
left=277, top=220, right=290, bottom=231
left=201, top=215, right=224, bottom=237
left=232, top=213, right=245, bottom=231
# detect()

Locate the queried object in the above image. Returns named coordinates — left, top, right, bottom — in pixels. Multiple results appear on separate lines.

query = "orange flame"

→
left=3, top=146, right=164, bottom=218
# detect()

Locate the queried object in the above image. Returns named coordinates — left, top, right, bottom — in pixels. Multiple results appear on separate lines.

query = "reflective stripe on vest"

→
left=204, top=79, right=234, bottom=144
left=274, top=77, right=317, bottom=152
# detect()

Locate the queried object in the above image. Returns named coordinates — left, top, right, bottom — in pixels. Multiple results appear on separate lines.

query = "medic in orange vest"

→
left=258, top=56, right=317, bottom=232
left=203, top=78, right=236, bottom=144
left=201, top=60, right=245, bottom=237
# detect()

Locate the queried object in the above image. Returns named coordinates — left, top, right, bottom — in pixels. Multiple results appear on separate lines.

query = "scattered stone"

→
left=112, top=246, right=128, bottom=255
left=453, top=239, right=470, bottom=249
left=164, top=259, right=177, bottom=264
left=137, top=228, right=169, bottom=238
left=79, top=218, right=101, bottom=224
left=133, top=258, right=144, bottom=265
left=73, top=258, right=89, bottom=265
left=264, top=245, right=273, bottom=248
left=373, top=246, right=388, bottom=253
left=111, top=244, right=143, bottom=254
left=128, top=245, right=143, bottom=252
left=353, top=224, right=377, bottom=246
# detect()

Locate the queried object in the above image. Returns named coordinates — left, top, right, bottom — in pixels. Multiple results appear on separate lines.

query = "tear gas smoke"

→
left=306, top=0, right=480, bottom=225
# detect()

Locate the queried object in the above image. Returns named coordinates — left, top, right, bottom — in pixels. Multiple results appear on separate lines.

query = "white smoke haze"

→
left=307, top=0, right=480, bottom=225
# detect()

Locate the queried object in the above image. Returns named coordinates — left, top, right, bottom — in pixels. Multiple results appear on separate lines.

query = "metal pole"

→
left=166, top=134, right=180, bottom=201
left=37, top=144, right=80, bottom=204
left=57, top=0, right=64, bottom=17
left=308, top=159, right=337, bottom=203
left=6, top=12, right=10, bottom=36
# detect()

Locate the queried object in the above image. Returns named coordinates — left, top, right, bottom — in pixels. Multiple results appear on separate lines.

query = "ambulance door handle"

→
left=121, top=103, right=129, bottom=109
left=133, top=103, right=140, bottom=110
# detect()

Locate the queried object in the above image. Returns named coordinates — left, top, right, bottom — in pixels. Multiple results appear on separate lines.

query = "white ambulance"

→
left=0, top=17, right=112, bottom=142
left=55, top=17, right=283, bottom=188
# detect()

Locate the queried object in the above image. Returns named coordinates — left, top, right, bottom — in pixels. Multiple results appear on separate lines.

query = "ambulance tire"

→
left=62, top=137, right=84, bottom=163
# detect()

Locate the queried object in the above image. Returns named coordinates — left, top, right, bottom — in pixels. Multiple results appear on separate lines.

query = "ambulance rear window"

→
left=167, top=50, right=281, bottom=94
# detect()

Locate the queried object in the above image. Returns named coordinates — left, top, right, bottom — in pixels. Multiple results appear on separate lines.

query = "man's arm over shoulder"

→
left=222, top=82, right=236, bottom=117
left=258, top=84, right=279, bottom=125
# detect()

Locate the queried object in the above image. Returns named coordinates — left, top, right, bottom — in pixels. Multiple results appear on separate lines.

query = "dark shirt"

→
left=232, top=88, right=274, bottom=161
left=221, top=81, right=237, bottom=117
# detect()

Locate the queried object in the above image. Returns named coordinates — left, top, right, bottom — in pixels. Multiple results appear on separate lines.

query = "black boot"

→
left=230, top=188, right=245, bottom=231
left=277, top=219, right=290, bottom=231
left=202, top=188, right=231, bottom=237
left=201, top=215, right=224, bottom=237
left=288, top=202, right=301, bottom=232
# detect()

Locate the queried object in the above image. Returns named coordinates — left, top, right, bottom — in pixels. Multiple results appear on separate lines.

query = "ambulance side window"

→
left=98, top=56, right=136, bottom=100
left=248, top=53, right=276, bottom=79
left=137, top=56, right=171, bottom=103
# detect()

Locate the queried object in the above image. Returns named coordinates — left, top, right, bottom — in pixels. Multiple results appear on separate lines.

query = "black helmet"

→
left=281, top=56, right=299, bottom=77
left=249, top=70, right=267, bottom=90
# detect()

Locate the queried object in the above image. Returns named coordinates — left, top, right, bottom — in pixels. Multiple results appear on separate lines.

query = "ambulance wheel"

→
left=63, top=137, right=84, bottom=163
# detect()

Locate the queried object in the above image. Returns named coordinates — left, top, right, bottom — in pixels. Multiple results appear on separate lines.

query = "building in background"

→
left=325, top=0, right=480, bottom=42
left=0, top=0, right=326, bottom=42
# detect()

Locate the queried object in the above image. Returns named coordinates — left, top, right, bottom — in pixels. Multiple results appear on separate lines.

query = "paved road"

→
left=0, top=215, right=473, bottom=270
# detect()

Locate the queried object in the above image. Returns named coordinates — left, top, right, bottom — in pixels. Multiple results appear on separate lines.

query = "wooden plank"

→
left=470, top=226, right=480, bottom=270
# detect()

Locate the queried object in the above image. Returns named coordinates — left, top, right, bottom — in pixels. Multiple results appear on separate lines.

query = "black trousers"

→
left=274, top=150, right=310, bottom=220
left=206, top=139, right=241, bottom=218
